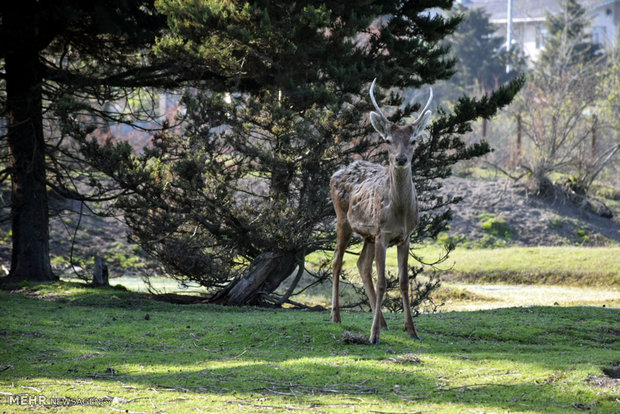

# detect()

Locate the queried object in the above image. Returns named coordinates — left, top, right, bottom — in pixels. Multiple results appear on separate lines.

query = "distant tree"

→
left=514, top=0, right=609, bottom=195
left=448, top=5, right=523, bottom=96
left=441, top=4, right=524, bottom=144
left=81, top=0, right=523, bottom=305
left=572, top=33, right=620, bottom=195
left=538, top=0, right=601, bottom=69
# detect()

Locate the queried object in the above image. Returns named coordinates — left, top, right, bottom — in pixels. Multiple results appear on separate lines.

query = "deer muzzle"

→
left=395, top=154, right=408, bottom=166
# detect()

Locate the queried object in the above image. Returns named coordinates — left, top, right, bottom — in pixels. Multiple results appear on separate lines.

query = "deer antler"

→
left=370, top=78, right=388, bottom=123
left=371, top=78, right=433, bottom=125
left=413, top=87, right=433, bottom=125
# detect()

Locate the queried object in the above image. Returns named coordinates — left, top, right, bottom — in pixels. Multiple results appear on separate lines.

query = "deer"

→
left=330, top=78, right=432, bottom=345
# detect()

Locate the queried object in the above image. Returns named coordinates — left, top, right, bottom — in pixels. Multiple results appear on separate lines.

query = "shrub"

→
left=478, top=214, right=512, bottom=240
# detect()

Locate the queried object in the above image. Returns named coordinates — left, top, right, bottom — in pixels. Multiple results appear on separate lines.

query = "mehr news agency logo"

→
left=3, top=393, right=111, bottom=407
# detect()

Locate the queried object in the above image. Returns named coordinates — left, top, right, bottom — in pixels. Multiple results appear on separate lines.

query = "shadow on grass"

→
left=1, top=284, right=618, bottom=412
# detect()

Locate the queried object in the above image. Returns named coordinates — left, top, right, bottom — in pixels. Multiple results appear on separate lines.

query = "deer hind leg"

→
left=398, top=241, right=420, bottom=340
left=331, top=220, right=352, bottom=323
left=357, top=240, right=388, bottom=330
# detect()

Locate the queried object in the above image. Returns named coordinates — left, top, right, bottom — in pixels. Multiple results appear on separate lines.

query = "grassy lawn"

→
left=428, top=246, right=620, bottom=286
left=1, top=282, right=618, bottom=413
left=309, top=245, right=620, bottom=287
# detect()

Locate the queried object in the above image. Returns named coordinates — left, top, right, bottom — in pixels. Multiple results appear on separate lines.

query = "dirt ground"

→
left=434, top=175, right=620, bottom=246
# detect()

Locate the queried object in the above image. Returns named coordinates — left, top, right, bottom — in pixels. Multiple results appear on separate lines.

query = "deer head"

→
left=369, top=78, right=432, bottom=168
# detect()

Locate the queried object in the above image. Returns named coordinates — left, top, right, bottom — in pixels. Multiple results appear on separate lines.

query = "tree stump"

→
left=92, top=256, right=109, bottom=287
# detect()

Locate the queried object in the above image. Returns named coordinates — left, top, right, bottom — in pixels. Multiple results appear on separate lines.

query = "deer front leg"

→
left=369, top=235, right=387, bottom=345
left=331, top=223, right=352, bottom=323
left=357, top=240, right=388, bottom=329
left=398, top=241, right=420, bottom=340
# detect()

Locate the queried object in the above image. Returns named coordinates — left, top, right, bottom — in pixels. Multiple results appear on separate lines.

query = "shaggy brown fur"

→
left=330, top=80, right=432, bottom=345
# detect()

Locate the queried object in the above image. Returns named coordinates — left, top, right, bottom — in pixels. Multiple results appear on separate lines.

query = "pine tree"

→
left=1, top=1, right=251, bottom=283
left=0, top=1, right=180, bottom=282
left=538, top=0, right=601, bottom=70
left=81, top=0, right=523, bottom=305
left=449, top=5, right=523, bottom=95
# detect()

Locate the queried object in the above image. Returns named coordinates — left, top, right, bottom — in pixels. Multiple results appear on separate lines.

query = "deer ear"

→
left=370, top=111, right=389, bottom=140
left=414, top=110, right=432, bottom=136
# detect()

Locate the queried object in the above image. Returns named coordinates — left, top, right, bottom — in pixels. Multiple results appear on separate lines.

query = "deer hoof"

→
left=369, top=339, right=381, bottom=345
left=409, top=333, right=421, bottom=341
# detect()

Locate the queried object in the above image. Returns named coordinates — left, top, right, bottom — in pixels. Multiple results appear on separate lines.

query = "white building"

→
left=461, top=0, right=620, bottom=61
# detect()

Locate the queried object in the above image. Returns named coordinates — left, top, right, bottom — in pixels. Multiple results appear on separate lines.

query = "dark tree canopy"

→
left=0, top=0, right=522, bottom=299
left=77, top=0, right=522, bottom=305
left=0, top=0, right=182, bottom=282
left=0, top=0, right=257, bottom=283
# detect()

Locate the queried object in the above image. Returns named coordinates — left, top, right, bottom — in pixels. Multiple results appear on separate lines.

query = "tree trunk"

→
left=212, top=251, right=298, bottom=306
left=590, top=114, right=597, bottom=161
left=4, top=21, right=56, bottom=282
left=515, top=113, right=522, bottom=167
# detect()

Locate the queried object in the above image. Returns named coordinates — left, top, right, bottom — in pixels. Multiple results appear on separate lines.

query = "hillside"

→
left=435, top=174, right=620, bottom=246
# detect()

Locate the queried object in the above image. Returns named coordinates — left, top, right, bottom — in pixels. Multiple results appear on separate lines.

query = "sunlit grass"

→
left=309, top=245, right=620, bottom=287
left=441, top=283, right=620, bottom=311
left=1, top=283, right=618, bottom=413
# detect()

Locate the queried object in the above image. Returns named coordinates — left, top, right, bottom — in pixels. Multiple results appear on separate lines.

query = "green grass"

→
left=477, top=213, right=513, bottom=240
left=310, top=245, right=620, bottom=287
left=1, top=282, right=619, bottom=413
left=453, top=166, right=506, bottom=180
left=431, top=246, right=620, bottom=286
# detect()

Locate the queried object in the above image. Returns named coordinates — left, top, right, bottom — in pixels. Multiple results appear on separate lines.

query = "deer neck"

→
left=388, top=164, right=414, bottom=212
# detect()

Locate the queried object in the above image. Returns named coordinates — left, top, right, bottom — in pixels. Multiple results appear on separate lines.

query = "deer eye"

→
left=384, top=137, right=392, bottom=144
left=410, top=136, right=417, bottom=144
